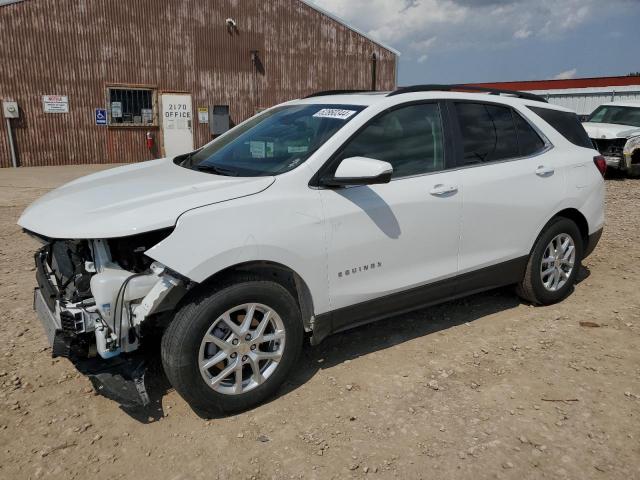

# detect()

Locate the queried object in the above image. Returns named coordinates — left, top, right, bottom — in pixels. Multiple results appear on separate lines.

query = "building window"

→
left=107, top=87, right=156, bottom=126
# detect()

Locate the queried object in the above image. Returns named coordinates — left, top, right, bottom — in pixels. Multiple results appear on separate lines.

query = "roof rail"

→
left=387, top=84, right=548, bottom=103
left=304, top=89, right=373, bottom=98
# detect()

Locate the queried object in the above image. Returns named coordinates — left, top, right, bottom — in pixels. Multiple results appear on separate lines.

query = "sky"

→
left=310, top=0, right=640, bottom=85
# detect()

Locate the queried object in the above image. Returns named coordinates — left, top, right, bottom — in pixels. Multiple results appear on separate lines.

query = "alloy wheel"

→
left=198, top=303, right=286, bottom=395
left=540, top=233, right=576, bottom=292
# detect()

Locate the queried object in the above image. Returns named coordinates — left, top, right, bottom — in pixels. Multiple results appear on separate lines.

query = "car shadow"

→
left=123, top=267, right=591, bottom=422
left=605, top=169, right=628, bottom=182
left=336, top=186, right=401, bottom=239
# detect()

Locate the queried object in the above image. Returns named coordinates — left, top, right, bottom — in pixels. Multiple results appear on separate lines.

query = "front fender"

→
left=145, top=187, right=329, bottom=314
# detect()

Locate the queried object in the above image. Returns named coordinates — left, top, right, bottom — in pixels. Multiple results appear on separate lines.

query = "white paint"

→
left=19, top=91, right=605, bottom=318
left=333, top=156, right=391, bottom=179
left=161, top=93, right=194, bottom=158
left=320, top=169, right=461, bottom=310
left=17, top=158, right=275, bottom=238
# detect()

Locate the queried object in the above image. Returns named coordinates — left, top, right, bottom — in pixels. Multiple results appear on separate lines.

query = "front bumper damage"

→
left=32, top=242, right=186, bottom=409
left=34, top=286, right=151, bottom=407
left=592, top=137, right=640, bottom=175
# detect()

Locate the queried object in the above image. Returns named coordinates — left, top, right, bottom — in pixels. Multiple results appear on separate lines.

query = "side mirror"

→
left=322, top=156, right=393, bottom=187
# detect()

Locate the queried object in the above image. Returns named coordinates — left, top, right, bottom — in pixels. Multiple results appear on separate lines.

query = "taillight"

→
left=593, top=155, right=607, bottom=177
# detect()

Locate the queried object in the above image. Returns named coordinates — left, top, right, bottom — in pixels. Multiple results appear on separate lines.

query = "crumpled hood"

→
left=583, top=122, right=640, bottom=140
left=18, top=158, right=275, bottom=239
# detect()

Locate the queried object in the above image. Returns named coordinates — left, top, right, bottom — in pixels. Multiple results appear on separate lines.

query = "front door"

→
left=319, top=102, right=461, bottom=327
left=161, top=93, right=194, bottom=158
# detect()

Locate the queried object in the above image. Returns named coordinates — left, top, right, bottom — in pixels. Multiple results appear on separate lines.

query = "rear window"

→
left=514, top=112, right=546, bottom=156
left=529, top=106, right=593, bottom=149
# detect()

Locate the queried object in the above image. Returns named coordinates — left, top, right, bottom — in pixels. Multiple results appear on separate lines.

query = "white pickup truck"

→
left=583, top=101, right=640, bottom=177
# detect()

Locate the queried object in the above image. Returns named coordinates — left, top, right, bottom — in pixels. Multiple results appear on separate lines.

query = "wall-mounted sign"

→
left=95, top=108, right=107, bottom=125
left=42, top=95, right=69, bottom=114
left=111, top=102, right=122, bottom=118
left=197, top=107, right=209, bottom=124
left=141, top=108, right=153, bottom=124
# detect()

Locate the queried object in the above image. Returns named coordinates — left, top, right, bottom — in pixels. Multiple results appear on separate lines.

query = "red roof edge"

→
left=464, top=75, right=640, bottom=91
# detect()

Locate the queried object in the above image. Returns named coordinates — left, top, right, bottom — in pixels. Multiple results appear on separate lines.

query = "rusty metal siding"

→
left=0, top=0, right=397, bottom=168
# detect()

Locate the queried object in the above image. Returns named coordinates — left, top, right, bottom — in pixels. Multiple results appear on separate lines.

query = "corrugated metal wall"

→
left=528, top=86, right=640, bottom=116
left=0, top=0, right=397, bottom=167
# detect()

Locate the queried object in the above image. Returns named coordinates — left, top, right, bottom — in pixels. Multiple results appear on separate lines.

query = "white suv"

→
left=19, top=86, right=605, bottom=415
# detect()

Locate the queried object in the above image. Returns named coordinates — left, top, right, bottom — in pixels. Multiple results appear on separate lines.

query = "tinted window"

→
left=514, top=112, right=546, bottom=156
left=182, top=104, right=365, bottom=176
left=529, top=106, right=593, bottom=148
left=338, top=103, right=445, bottom=178
left=587, top=105, right=640, bottom=128
left=455, top=103, right=519, bottom=164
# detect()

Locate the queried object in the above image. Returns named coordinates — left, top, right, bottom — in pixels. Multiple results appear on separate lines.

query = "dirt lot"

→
left=0, top=165, right=638, bottom=480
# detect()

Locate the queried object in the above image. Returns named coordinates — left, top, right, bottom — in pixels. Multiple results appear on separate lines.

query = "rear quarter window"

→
left=528, top=106, right=593, bottom=149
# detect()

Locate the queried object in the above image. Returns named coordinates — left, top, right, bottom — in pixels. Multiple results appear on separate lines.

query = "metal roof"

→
left=299, top=0, right=401, bottom=56
left=465, top=76, right=640, bottom=91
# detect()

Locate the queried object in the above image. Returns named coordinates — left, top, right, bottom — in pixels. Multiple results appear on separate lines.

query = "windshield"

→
left=587, top=105, right=640, bottom=128
left=180, top=104, right=366, bottom=176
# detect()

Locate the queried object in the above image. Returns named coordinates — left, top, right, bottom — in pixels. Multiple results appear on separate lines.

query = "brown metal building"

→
left=0, top=0, right=398, bottom=168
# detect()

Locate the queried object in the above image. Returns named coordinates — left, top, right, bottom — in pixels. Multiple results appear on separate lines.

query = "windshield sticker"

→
left=250, top=141, right=266, bottom=158
left=266, top=142, right=274, bottom=158
left=287, top=145, right=308, bottom=154
left=313, top=109, right=357, bottom=120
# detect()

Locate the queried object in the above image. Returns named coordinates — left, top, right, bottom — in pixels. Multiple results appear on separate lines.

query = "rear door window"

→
left=528, top=106, right=593, bottom=148
left=454, top=103, right=519, bottom=164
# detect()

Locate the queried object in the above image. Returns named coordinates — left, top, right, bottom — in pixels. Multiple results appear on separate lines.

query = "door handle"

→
left=535, top=165, right=555, bottom=177
left=429, top=184, right=458, bottom=196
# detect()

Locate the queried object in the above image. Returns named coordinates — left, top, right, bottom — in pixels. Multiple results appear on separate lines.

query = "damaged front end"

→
left=30, top=228, right=189, bottom=408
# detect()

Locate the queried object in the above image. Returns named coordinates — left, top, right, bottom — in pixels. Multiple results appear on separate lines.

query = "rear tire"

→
left=517, top=217, right=583, bottom=305
left=161, top=277, right=303, bottom=416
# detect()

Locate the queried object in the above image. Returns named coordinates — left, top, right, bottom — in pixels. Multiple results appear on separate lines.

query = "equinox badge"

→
left=338, top=262, right=383, bottom=279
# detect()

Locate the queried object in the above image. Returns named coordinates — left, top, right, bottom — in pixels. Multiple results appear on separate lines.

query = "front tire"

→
left=161, top=277, right=303, bottom=416
left=517, top=217, right=583, bottom=305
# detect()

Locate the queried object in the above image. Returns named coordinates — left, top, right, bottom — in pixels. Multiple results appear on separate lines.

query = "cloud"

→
left=310, top=0, right=630, bottom=51
left=417, top=54, right=429, bottom=64
left=409, top=36, right=437, bottom=52
left=553, top=68, right=578, bottom=80
left=513, top=28, right=531, bottom=39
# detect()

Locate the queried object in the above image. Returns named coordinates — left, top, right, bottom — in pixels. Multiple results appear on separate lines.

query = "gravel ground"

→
left=0, top=165, right=638, bottom=480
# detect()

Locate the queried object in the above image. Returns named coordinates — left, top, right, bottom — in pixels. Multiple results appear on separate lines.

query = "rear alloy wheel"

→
left=540, top=233, right=576, bottom=292
left=517, top=217, right=583, bottom=305
left=162, top=278, right=303, bottom=416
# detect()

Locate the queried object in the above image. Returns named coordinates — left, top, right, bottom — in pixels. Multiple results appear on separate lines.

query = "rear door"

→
left=318, top=101, right=461, bottom=325
left=450, top=101, right=565, bottom=287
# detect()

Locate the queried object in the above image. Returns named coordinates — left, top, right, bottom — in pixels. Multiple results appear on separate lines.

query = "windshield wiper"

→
left=195, top=164, right=239, bottom=177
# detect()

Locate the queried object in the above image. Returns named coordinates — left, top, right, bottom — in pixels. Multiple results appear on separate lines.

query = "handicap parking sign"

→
left=95, top=108, right=107, bottom=125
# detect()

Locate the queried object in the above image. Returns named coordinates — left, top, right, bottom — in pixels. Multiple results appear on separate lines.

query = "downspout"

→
left=6, top=117, right=17, bottom=168
left=371, top=52, right=377, bottom=91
